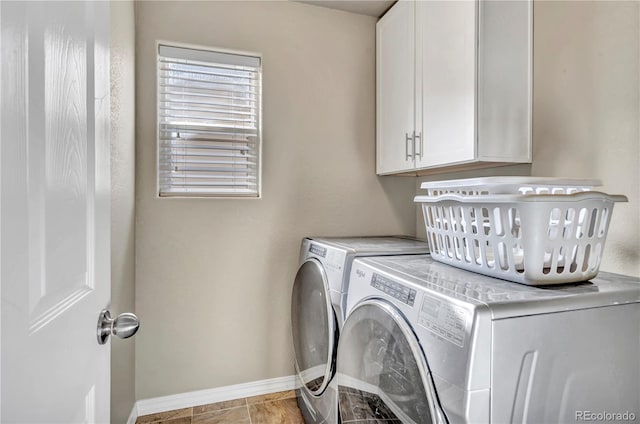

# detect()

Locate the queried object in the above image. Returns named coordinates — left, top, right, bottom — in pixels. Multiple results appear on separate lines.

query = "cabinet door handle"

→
left=405, top=132, right=414, bottom=160
left=414, top=131, right=423, bottom=159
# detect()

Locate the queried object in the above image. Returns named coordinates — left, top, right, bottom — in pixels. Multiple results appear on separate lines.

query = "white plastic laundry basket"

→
left=420, top=176, right=601, bottom=196
left=415, top=178, right=627, bottom=285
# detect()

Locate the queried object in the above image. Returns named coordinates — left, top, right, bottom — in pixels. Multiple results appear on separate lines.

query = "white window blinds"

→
left=158, top=44, right=261, bottom=197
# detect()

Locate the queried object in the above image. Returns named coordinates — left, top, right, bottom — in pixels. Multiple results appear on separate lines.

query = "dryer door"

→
left=291, top=258, right=338, bottom=396
left=337, top=299, right=447, bottom=424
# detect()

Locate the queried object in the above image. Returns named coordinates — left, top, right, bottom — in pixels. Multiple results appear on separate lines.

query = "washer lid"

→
left=291, top=259, right=337, bottom=396
left=337, top=299, right=447, bottom=424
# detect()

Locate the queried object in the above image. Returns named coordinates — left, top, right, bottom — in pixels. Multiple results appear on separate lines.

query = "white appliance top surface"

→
left=307, top=236, right=429, bottom=254
left=357, top=255, right=640, bottom=318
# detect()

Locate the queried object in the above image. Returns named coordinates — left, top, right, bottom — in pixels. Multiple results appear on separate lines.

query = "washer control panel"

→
left=371, top=273, right=417, bottom=306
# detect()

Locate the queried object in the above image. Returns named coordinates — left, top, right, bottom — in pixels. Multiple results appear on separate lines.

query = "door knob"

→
left=97, top=310, right=140, bottom=345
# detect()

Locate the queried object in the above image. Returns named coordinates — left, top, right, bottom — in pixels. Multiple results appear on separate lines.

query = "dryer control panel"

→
left=308, top=243, right=327, bottom=258
left=371, top=273, right=417, bottom=306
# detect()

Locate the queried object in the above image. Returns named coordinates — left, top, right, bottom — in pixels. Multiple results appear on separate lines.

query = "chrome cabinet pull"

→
left=405, top=132, right=414, bottom=160
left=414, top=131, right=423, bottom=159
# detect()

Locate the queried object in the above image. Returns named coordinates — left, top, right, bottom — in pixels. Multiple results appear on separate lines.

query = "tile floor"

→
left=135, top=390, right=304, bottom=424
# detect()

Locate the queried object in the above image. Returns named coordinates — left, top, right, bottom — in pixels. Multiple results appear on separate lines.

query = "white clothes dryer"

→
left=338, top=254, right=640, bottom=424
left=291, top=237, right=429, bottom=424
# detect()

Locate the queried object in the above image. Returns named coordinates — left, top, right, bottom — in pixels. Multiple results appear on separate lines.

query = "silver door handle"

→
left=414, top=131, right=423, bottom=158
left=97, top=309, right=140, bottom=345
left=405, top=132, right=414, bottom=160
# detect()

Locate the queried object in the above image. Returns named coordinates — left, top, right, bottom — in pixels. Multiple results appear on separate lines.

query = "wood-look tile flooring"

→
left=135, top=390, right=304, bottom=424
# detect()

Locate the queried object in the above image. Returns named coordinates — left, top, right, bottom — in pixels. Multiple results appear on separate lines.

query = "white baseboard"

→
left=127, top=375, right=297, bottom=422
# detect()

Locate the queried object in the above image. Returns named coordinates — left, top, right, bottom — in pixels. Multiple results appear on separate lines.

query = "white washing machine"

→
left=338, top=254, right=640, bottom=424
left=290, top=237, right=429, bottom=424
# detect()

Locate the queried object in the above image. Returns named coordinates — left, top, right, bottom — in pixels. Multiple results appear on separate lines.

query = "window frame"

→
left=155, top=40, right=263, bottom=199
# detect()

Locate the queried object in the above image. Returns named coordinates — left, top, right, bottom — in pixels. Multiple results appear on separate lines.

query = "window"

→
left=157, top=44, right=262, bottom=197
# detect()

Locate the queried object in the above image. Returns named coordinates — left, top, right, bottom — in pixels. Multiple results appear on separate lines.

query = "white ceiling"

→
left=295, top=0, right=396, bottom=18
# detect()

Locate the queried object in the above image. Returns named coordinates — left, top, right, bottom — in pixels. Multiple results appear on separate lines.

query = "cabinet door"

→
left=476, top=0, right=532, bottom=162
left=416, top=0, right=476, bottom=169
left=376, top=0, right=415, bottom=175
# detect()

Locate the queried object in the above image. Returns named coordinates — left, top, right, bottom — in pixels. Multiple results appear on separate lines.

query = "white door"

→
left=1, top=1, right=111, bottom=423
left=376, top=0, right=415, bottom=175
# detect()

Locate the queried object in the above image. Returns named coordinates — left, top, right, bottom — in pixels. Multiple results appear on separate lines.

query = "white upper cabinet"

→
left=376, top=0, right=532, bottom=176
left=416, top=0, right=476, bottom=169
left=376, top=0, right=416, bottom=174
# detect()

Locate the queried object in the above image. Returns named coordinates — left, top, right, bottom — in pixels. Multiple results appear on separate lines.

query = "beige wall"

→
left=135, top=1, right=416, bottom=399
left=532, top=0, right=639, bottom=276
left=110, top=1, right=136, bottom=422
left=417, top=1, right=640, bottom=277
